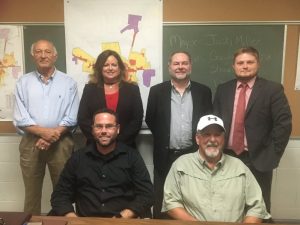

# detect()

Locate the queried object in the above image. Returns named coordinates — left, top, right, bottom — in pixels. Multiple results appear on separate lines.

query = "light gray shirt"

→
left=169, top=81, right=193, bottom=149
left=162, top=152, right=271, bottom=222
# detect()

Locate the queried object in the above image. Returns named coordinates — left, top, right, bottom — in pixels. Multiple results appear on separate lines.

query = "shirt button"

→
left=101, top=203, right=105, bottom=207
left=101, top=174, right=106, bottom=178
left=102, top=189, right=106, bottom=192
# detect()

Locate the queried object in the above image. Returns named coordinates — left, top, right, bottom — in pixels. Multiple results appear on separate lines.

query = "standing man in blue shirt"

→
left=13, top=39, right=79, bottom=215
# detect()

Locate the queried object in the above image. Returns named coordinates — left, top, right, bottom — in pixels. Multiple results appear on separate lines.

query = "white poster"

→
left=295, top=35, right=300, bottom=90
left=64, top=0, right=163, bottom=111
left=0, top=25, right=24, bottom=121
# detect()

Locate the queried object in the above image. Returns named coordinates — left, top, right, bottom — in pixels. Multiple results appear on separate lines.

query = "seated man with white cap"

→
left=162, top=114, right=271, bottom=223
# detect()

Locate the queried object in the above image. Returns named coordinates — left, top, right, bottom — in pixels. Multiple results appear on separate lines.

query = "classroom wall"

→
left=2, top=0, right=300, bottom=22
left=1, top=0, right=300, bottom=221
left=1, top=0, right=300, bottom=135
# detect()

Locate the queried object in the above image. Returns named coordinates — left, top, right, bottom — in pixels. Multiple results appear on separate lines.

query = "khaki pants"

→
left=19, top=133, right=74, bottom=215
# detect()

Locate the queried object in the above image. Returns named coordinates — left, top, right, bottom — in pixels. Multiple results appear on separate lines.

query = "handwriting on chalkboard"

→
left=169, top=34, right=261, bottom=49
left=168, top=34, right=272, bottom=75
left=163, top=25, right=284, bottom=96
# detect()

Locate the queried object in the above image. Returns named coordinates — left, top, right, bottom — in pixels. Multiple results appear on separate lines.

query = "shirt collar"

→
left=85, top=141, right=126, bottom=160
left=171, top=80, right=191, bottom=91
left=36, top=67, right=57, bottom=81
left=236, top=76, right=256, bottom=90
left=197, top=150, right=224, bottom=170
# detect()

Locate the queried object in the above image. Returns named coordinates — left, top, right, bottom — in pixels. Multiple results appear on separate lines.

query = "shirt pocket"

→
left=214, top=175, right=246, bottom=212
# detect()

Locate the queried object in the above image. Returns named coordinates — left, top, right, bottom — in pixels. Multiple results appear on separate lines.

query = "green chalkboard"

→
left=163, top=25, right=285, bottom=94
left=23, top=25, right=66, bottom=73
left=21, top=24, right=285, bottom=95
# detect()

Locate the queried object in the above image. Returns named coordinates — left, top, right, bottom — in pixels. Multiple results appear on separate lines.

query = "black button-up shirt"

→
left=51, top=142, right=153, bottom=217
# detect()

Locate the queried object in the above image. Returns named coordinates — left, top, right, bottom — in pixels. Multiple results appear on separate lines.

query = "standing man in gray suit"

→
left=213, top=46, right=292, bottom=214
left=146, top=51, right=212, bottom=218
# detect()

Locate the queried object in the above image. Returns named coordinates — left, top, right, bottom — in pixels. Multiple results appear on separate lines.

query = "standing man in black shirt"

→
left=51, top=108, right=153, bottom=218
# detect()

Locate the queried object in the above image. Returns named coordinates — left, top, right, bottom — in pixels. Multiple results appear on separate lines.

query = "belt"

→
left=224, top=148, right=251, bottom=166
left=169, top=149, right=182, bottom=155
left=167, top=146, right=195, bottom=167
left=224, top=148, right=249, bottom=157
left=168, top=146, right=194, bottom=155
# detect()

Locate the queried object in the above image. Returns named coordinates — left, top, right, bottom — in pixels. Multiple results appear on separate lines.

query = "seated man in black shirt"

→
left=51, top=108, right=153, bottom=218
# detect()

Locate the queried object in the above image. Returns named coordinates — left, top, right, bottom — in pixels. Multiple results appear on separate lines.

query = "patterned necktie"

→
left=232, top=83, right=248, bottom=155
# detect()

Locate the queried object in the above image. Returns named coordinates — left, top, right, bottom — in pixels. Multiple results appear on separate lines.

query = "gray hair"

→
left=30, top=40, right=58, bottom=56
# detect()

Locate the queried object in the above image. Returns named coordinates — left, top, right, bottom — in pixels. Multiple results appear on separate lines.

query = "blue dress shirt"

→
left=13, top=69, right=79, bottom=132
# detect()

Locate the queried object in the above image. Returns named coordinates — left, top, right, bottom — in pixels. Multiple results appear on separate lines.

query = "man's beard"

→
left=204, top=142, right=220, bottom=158
left=204, top=148, right=220, bottom=158
left=96, top=135, right=116, bottom=147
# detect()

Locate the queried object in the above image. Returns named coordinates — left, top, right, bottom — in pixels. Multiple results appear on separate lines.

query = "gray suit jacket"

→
left=213, top=77, right=292, bottom=171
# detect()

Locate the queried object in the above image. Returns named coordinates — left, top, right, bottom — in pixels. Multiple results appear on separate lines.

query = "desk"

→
left=30, top=216, right=291, bottom=225
left=0, top=212, right=31, bottom=225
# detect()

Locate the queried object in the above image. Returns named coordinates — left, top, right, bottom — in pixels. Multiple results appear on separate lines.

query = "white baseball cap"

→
left=197, top=114, right=225, bottom=132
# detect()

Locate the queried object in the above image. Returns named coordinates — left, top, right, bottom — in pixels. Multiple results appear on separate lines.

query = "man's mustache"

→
left=207, top=142, right=218, bottom=147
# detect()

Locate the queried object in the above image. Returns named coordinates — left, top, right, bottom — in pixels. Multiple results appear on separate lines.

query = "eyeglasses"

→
left=93, top=124, right=118, bottom=130
left=0, top=218, right=5, bottom=225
